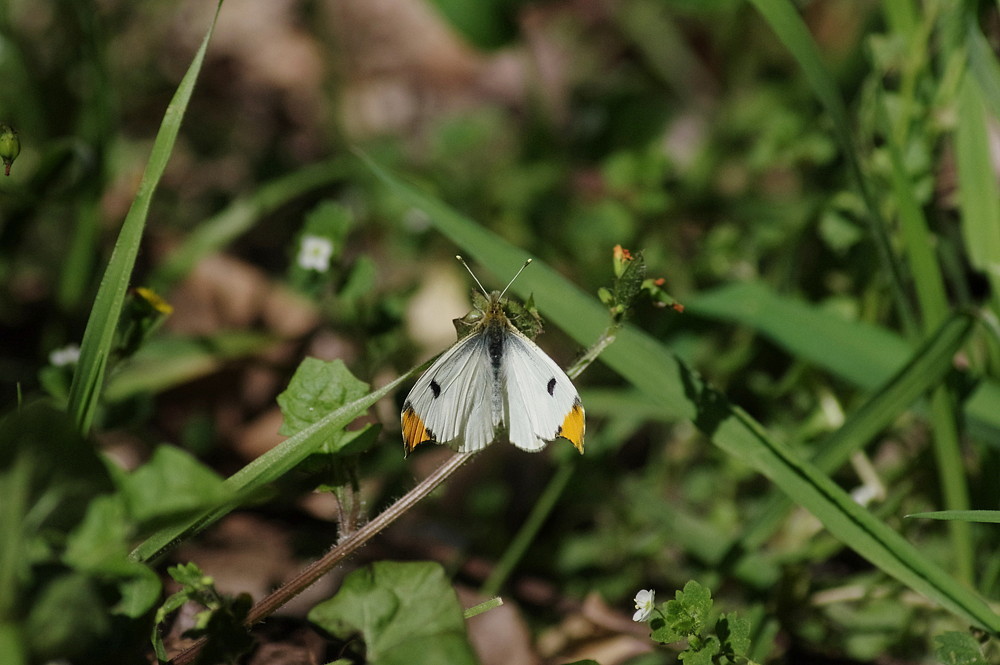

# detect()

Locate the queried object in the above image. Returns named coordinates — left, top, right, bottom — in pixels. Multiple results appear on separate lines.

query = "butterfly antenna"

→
left=456, top=255, right=488, bottom=296
left=500, top=259, right=532, bottom=298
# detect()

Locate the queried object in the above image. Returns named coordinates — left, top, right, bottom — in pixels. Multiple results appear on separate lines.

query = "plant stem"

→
left=169, top=451, right=476, bottom=665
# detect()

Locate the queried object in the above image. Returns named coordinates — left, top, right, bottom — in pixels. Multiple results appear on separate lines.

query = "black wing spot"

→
left=430, top=380, right=442, bottom=398
left=547, top=378, right=557, bottom=396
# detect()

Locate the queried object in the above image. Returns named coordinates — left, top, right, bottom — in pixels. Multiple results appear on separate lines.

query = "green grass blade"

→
left=360, top=154, right=1000, bottom=633
left=687, top=282, right=1000, bottom=433
left=150, top=157, right=351, bottom=290
left=66, top=1, right=224, bottom=434
left=908, top=511, right=1000, bottom=524
left=880, top=84, right=973, bottom=582
left=103, top=332, right=277, bottom=401
left=748, top=0, right=915, bottom=335
left=688, top=282, right=908, bottom=388
left=742, top=312, right=976, bottom=549
left=130, top=366, right=417, bottom=563
left=879, top=87, right=949, bottom=329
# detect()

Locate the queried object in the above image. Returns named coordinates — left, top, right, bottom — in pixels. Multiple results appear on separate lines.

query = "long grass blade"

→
left=66, top=2, right=224, bottom=433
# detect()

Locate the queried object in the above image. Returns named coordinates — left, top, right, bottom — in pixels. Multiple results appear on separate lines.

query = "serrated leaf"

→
left=718, top=612, right=752, bottom=658
left=934, top=631, right=988, bottom=665
left=308, top=561, right=477, bottom=665
left=675, top=581, right=713, bottom=633
left=651, top=581, right=714, bottom=644
left=680, top=635, right=720, bottom=665
left=277, top=358, right=370, bottom=439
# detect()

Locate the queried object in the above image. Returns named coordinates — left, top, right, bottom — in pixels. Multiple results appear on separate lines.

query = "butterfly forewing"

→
left=402, top=332, right=496, bottom=452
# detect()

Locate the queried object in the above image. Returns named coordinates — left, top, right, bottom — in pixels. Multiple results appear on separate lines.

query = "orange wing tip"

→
left=401, top=405, right=435, bottom=456
left=559, top=402, right=585, bottom=454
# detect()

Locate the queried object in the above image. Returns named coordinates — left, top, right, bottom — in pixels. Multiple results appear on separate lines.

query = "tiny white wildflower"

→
left=632, top=588, right=655, bottom=622
left=297, top=235, right=334, bottom=272
left=49, top=344, right=81, bottom=367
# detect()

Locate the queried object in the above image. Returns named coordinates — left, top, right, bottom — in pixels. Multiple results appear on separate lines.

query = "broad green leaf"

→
left=62, top=495, right=161, bottom=618
left=934, top=630, right=988, bottom=665
left=308, top=561, right=477, bottom=665
left=359, top=155, right=1000, bottom=634
left=26, top=573, right=109, bottom=661
left=130, top=367, right=416, bottom=563
left=117, top=445, right=230, bottom=529
left=67, top=1, right=224, bottom=433
left=277, top=358, right=369, bottom=437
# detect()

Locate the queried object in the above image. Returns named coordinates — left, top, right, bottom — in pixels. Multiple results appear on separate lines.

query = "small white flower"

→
left=297, top=235, right=334, bottom=272
left=632, top=588, right=655, bottom=622
left=49, top=344, right=81, bottom=367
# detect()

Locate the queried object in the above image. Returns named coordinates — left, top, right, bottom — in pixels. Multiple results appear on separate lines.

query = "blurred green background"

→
left=2, top=0, right=1000, bottom=663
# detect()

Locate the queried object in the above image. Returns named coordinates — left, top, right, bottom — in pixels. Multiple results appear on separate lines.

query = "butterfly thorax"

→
left=453, top=290, right=543, bottom=341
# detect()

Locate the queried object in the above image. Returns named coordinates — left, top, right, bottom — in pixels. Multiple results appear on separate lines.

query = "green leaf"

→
left=651, top=581, right=713, bottom=644
left=118, top=445, right=230, bottom=529
left=686, top=282, right=1000, bottom=434
left=308, top=561, right=477, bottom=665
left=934, top=631, right=988, bottom=665
left=426, top=0, right=519, bottom=50
left=680, top=637, right=720, bottom=665
left=63, top=495, right=161, bottom=617
left=67, top=1, right=224, bottom=434
left=907, top=510, right=1000, bottom=524
left=26, top=573, right=110, bottom=661
left=104, top=332, right=277, bottom=402
left=966, top=17, right=1000, bottom=122
left=130, top=367, right=416, bottom=564
left=0, top=624, right=26, bottom=665
left=717, top=612, right=752, bottom=659
left=739, top=312, right=975, bottom=550
left=358, top=155, right=1000, bottom=634
left=0, top=402, right=113, bottom=541
left=956, top=76, right=1000, bottom=297
left=277, top=358, right=370, bottom=438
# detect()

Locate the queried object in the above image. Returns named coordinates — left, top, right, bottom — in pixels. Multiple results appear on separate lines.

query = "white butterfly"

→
left=401, top=257, right=585, bottom=455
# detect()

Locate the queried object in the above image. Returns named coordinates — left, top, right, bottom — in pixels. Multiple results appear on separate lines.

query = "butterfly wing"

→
left=502, top=331, right=585, bottom=453
left=401, top=332, right=498, bottom=454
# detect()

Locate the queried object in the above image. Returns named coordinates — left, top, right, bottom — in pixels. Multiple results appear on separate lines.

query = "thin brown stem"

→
left=168, top=451, right=476, bottom=665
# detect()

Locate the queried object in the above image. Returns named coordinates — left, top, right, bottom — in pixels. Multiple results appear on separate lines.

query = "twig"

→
left=169, top=451, right=476, bottom=665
